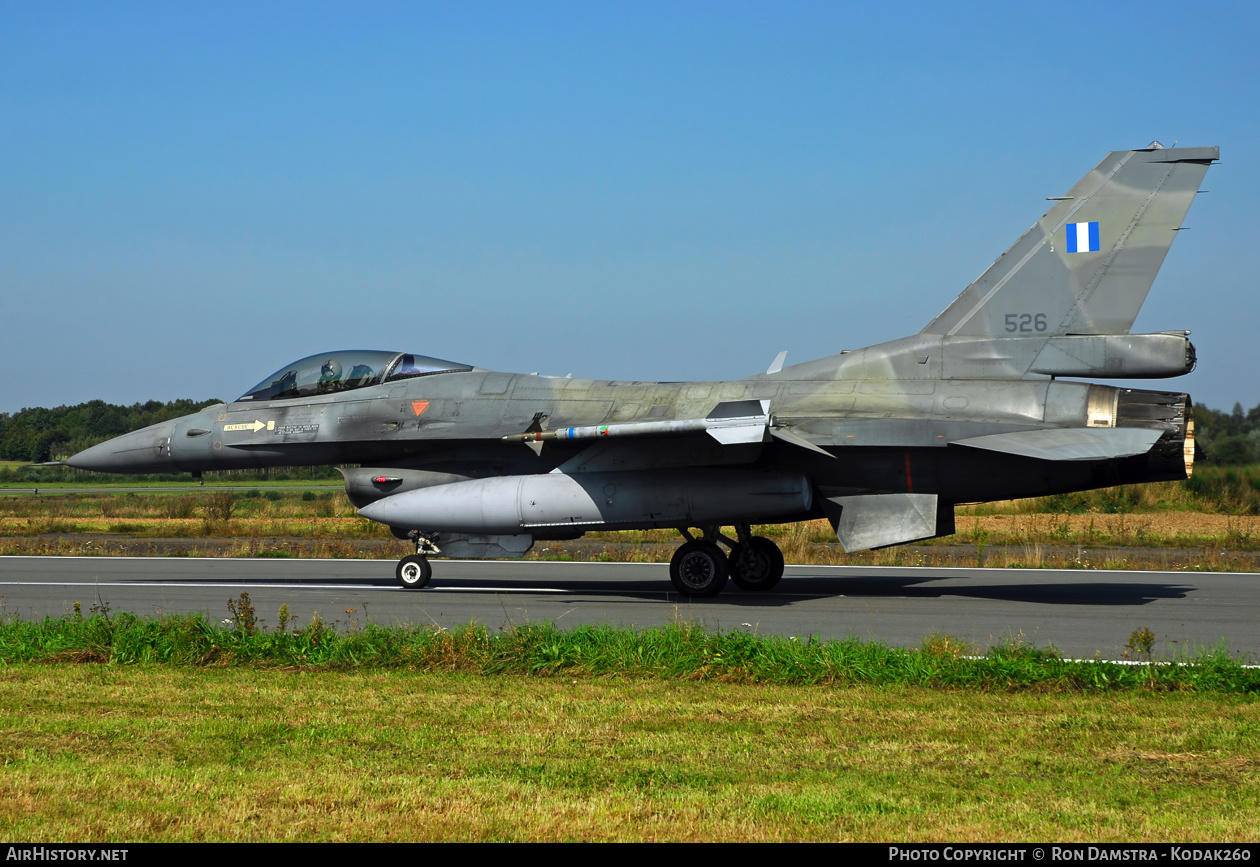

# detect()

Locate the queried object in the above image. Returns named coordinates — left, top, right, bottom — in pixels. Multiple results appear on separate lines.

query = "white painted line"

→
left=0, top=579, right=834, bottom=598
left=0, top=580, right=615, bottom=595
left=2, top=555, right=1255, bottom=578
left=0, top=581, right=395, bottom=591
left=963, top=654, right=1259, bottom=669
left=0, top=555, right=663, bottom=567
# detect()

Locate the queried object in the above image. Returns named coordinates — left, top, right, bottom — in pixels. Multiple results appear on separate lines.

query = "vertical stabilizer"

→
left=922, top=145, right=1216, bottom=338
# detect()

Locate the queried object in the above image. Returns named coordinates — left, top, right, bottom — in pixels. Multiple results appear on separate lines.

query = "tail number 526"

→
left=1005, top=313, right=1047, bottom=333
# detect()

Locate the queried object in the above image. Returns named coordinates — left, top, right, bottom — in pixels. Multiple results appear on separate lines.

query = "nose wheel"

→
left=396, top=554, right=432, bottom=589
left=396, top=530, right=440, bottom=589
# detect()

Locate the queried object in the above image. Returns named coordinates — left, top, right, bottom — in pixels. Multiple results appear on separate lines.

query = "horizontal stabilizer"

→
left=821, top=493, right=940, bottom=552
left=954, top=427, right=1163, bottom=461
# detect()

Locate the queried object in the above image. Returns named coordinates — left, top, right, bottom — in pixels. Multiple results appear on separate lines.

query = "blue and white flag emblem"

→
left=1066, top=221, right=1100, bottom=253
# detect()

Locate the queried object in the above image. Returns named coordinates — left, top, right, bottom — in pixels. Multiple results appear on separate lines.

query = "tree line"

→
left=1192, top=402, right=1260, bottom=465
left=0, top=398, right=223, bottom=463
left=2, top=396, right=1259, bottom=466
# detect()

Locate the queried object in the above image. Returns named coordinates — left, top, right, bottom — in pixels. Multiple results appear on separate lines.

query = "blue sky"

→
left=2, top=1, right=1257, bottom=412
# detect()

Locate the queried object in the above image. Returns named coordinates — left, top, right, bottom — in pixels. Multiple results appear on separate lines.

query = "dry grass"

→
left=0, top=491, right=389, bottom=542
left=955, top=512, right=1260, bottom=548
left=4, top=489, right=1260, bottom=570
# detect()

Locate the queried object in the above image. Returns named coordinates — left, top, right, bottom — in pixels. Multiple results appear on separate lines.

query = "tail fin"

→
left=922, top=144, right=1217, bottom=338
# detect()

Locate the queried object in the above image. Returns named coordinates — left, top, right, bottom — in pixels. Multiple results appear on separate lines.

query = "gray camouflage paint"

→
left=68, top=145, right=1216, bottom=554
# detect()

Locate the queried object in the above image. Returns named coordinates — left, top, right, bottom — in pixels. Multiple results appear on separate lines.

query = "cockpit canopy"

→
left=237, top=350, right=472, bottom=402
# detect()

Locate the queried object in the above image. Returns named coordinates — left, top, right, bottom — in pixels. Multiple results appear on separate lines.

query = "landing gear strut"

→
left=668, top=525, right=785, bottom=597
left=395, top=531, right=440, bottom=589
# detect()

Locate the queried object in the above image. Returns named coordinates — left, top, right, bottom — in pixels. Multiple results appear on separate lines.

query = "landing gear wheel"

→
left=669, top=541, right=729, bottom=597
left=396, top=554, right=432, bottom=589
left=728, top=536, right=785, bottom=591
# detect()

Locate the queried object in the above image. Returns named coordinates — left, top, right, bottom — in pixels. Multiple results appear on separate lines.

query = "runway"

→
left=1, top=556, right=1255, bottom=660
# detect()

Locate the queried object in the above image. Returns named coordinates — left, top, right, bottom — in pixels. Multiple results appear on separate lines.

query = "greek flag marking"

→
left=1066, top=221, right=1100, bottom=253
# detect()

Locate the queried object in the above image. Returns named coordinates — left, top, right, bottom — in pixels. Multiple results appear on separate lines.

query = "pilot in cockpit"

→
left=318, top=358, right=343, bottom=393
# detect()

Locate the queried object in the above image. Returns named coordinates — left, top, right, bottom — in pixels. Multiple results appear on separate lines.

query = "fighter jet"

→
left=68, top=143, right=1216, bottom=596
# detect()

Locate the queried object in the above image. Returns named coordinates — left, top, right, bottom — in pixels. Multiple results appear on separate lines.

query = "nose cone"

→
left=66, top=419, right=178, bottom=473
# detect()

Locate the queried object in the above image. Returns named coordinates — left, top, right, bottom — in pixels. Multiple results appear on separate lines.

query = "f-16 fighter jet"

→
left=68, top=143, right=1216, bottom=596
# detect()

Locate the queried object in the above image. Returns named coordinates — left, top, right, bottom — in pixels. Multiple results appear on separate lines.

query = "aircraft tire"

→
left=669, top=541, right=729, bottom=597
left=396, top=554, right=432, bottom=589
left=729, top=536, right=785, bottom=591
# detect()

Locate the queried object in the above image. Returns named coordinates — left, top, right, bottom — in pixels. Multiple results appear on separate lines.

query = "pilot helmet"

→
left=320, top=358, right=343, bottom=381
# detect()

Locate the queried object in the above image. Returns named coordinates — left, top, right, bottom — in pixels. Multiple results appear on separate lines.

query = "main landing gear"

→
left=395, top=531, right=440, bottom=589
left=668, top=524, right=785, bottom=598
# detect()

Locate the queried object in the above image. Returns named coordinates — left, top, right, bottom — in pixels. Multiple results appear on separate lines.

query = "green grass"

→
left=2, top=608, right=1255, bottom=693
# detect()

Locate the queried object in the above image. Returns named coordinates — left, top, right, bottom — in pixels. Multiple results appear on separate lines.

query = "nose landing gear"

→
left=668, top=525, right=785, bottom=597
left=396, top=554, right=432, bottom=589
left=395, top=531, right=440, bottom=589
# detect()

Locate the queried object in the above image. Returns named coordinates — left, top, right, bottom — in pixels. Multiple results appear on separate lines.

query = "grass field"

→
left=1, top=613, right=1258, bottom=842
left=2, top=663, right=1257, bottom=841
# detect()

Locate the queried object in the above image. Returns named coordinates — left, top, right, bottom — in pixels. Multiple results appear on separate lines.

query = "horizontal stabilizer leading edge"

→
left=954, top=427, right=1163, bottom=461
